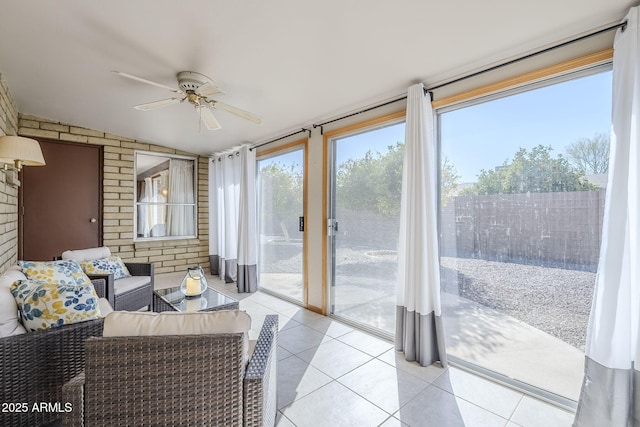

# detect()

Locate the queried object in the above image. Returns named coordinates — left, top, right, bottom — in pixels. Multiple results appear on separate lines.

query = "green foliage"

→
left=336, top=142, right=461, bottom=215
left=565, top=132, right=610, bottom=174
left=462, top=145, right=598, bottom=195
left=441, top=156, right=460, bottom=207
left=258, top=162, right=303, bottom=220
left=336, top=143, right=404, bottom=217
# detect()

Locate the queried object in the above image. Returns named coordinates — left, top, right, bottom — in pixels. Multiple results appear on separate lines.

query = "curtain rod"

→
left=313, top=88, right=431, bottom=134
left=428, top=20, right=626, bottom=92
left=311, top=20, right=626, bottom=133
left=250, top=128, right=312, bottom=151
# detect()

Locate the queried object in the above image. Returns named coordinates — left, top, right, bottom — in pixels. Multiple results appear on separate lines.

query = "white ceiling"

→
left=0, top=1, right=634, bottom=155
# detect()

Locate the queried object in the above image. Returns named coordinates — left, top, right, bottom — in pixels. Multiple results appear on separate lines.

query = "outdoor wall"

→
left=0, top=71, right=19, bottom=272
left=17, top=114, right=209, bottom=274
left=441, top=190, right=606, bottom=267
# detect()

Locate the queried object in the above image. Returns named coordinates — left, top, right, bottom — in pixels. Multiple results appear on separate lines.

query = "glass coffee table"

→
left=153, top=286, right=239, bottom=313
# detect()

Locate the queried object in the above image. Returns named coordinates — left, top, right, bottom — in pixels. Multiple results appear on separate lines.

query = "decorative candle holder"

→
left=180, top=266, right=208, bottom=297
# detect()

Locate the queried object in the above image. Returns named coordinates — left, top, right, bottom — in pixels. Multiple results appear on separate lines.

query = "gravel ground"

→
left=262, top=239, right=594, bottom=351
left=440, top=256, right=594, bottom=350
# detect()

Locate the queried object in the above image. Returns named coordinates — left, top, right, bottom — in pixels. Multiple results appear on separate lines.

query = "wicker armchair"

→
left=0, top=278, right=107, bottom=427
left=63, top=314, right=278, bottom=427
left=61, top=247, right=154, bottom=311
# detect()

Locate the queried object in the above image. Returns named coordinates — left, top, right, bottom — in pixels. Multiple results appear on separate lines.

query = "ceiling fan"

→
left=113, top=70, right=262, bottom=131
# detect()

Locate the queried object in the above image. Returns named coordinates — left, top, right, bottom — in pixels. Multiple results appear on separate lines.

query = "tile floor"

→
left=155, top=273, right=576, bottom=427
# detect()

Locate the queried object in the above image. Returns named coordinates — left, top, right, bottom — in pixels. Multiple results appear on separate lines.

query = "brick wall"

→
left=0, top=72, right=19, bottom=272
left=17, top=114, right=209, bottom=274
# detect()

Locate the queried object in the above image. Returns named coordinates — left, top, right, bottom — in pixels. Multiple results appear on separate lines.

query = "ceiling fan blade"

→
left=214, top=100, right=262, bottom=124
left=134, top=98, right=182, bottom=111
left=113, top=71, right=183, bottom=94
left=196, top=81, right=223, bottom=97
left=199, top=106, right=221, bottom=130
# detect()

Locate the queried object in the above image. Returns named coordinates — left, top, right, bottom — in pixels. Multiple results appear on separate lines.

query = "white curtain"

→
left=574, top=8, right=640, bottom=426
left=395, top=83, right=447, bottom=367
left=138, top=177, right=153, bottom=237
left=237, top=146, right=258, bottom=292
left=209, top=145, right=258, bottom=292
left=166, top=159, right=195, bottom=236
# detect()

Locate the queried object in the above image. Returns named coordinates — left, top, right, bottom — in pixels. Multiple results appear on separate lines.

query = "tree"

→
left=259, top=163, right=303, bottom=221
left=336, top=142, right=461, bottom=215
left=462, top=145, right=598, bottom=195
left=336, top=143, right=404, bottom=217
left=565, top=132, right=610, bottom=174
left=441, top=156, right=460, bottom=207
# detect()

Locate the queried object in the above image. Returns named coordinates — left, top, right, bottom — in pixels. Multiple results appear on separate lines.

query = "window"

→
left=134, top=151, right=197, bottom=240
left=327, top=116, right=405, bottom=336
left=257, top=143, right=306, bottom=303
left=438, top=66, right=612, bottom=403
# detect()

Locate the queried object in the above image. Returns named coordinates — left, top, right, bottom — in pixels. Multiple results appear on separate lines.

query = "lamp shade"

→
left=0, top=136, right=46, bottom=168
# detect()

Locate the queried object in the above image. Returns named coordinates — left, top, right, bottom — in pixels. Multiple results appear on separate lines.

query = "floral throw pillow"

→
left=81, top=256, right=131, bottom=280
left=18, top=260, right=92, bottom=286
left=10, top=279, right=101, bottom=331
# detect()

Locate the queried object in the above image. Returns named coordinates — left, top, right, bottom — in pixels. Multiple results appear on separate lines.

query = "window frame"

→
left=434, top=61, right=613, bottom=409
left=133, top=150, right=198, bottom=242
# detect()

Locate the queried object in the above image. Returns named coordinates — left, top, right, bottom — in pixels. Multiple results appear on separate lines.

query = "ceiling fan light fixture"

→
left=177, top=71, right=218, bottom=94
left=115, top=70, right=260, bottom=130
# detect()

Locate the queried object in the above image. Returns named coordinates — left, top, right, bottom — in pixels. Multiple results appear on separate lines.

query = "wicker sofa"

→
left=0, top=277, right=107, bottom=427
left=62, top=314, right=278, bottom=427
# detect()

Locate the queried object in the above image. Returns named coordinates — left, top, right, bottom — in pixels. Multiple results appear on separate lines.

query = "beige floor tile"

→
left=509, top=396, right=574, bottom=427
left=396, top=385, right=508, bottom=427
left=297, top=339, right=372, bottom=379
left=338, top=358, right=430, bottom=414
left=278, top=345, right=294, bottom=361
left=379, top=416, right=409, bottom=426
left=433, top=367, right=523, bottom=419
left=304, top=316, right=355, bottom=338
left=281, top=381, right=389, bottom=427
left=277, top=355, right=333, bottom=409
left=278, top=324, right=333, bottom=355
left=248, top=291, right=301, bottom=314
left=377, top=348, right=447, bottom=383
left=287, top=307, right=327, bottom=325
left=337, top=329, right=394, bottom=357
left=276, top=411, right=297, bottom=427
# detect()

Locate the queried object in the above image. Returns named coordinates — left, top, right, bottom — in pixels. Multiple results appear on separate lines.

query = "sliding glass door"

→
left=328, top=118, right=405, bottom=336
left=438, top=67, right=612, bottom=403
left=257, top=145, right=305, bottom=303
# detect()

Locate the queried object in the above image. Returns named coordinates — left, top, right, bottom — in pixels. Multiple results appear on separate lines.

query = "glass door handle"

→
left=328, top=219, right=339, bottom=236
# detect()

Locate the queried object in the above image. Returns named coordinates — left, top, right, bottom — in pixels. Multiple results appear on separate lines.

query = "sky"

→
left=440, top=70, right=612, bottom=182
left=260, top=69, right=613, bottom=184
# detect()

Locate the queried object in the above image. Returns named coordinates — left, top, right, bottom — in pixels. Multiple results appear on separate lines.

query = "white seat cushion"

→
left=114, top=275, right=151, bottom=295
left=0, top=269, right=27, bottom=337
left=61, top=247, right=111, bottom=262
left=103, top=310, right=252, bottom=363
left=98, top=297, right=113, bottom=317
